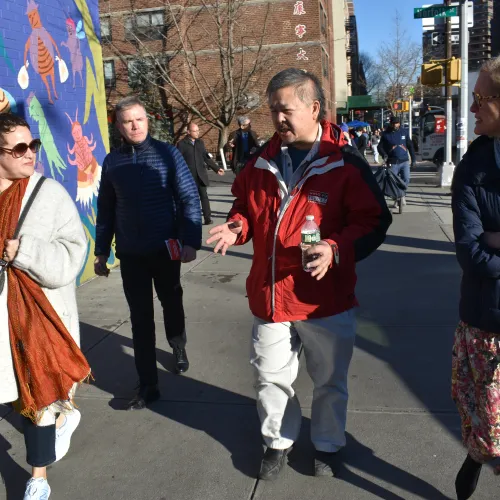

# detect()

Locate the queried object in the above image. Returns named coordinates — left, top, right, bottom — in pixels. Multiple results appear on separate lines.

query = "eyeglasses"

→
left=472, top=92, right=500, bottom=108
left=0, top=139, right=41, bottom=158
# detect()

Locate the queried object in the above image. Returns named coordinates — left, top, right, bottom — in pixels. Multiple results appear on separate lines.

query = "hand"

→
left=304, top=240, right=333, bottom=281
left=94, top=255, right=110, bottom=277
left=228, top=140, right=235, bottom=148
left=181, top=245, right=197, bottom=263
left=3, top=239, right=20, bottom=262
left=217, top=169, right=225, bottom=176
left=483, top=232, right=500, bottom=250
left=206, top=220, right=243, bottom=255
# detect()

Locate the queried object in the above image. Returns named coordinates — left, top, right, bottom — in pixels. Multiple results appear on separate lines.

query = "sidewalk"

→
left=1, top=169, right=496, bottom=500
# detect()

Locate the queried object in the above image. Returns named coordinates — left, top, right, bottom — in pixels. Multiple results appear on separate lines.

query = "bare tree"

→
left=375, top=11, right=422, bottom=109
left=359, top=52, right=383, bottom=95
left=104, top=0, right=281, bottom=148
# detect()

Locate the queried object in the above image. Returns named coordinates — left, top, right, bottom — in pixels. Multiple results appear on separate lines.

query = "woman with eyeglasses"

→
left=451, top=55, right=500, bottom=500
left=0, top=113, right=90, bottom=500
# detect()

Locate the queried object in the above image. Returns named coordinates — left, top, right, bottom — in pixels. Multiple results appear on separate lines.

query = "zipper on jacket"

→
left=133, top=146, right=142, bottom=241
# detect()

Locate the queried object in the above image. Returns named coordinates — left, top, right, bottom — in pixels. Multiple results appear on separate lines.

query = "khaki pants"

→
left=251, top=309, right=356, bottom=452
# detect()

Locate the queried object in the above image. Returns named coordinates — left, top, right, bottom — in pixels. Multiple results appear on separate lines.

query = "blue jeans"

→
left=390, top=161, right=410, bottom=189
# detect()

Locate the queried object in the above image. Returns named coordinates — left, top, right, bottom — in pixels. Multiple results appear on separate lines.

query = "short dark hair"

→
left=266, top=68, right=326, bottom=121
left=0, top=113, right=30, bottom=146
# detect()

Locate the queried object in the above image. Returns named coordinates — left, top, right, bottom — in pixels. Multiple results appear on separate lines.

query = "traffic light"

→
left=447, top=57, right=461, bottom=83
left=421, top=63, right=444, bottom=86
left=393, top=101, right=403, bottom=112
left=402, top=101, right=410, bottom=112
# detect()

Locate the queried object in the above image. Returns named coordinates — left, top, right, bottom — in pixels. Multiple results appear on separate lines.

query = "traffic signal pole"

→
left=456, top=0, right=469, bottom=164
left=441, top=0, right=455, bottom=187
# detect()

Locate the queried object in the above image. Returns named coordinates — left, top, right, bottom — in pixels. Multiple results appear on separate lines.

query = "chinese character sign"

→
left=293, top=1, right=306, bottom=15
left=296, top=48, right=308, bottom=61
left=295, top=24, right=307, bottom=38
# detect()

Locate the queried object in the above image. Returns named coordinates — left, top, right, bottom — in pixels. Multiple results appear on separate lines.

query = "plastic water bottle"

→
left=300, top=215, right=321, bottom=272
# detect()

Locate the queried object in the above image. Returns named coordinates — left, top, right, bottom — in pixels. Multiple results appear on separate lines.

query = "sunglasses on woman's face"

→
left=472, top=92, right=500, bottom=109
left=0, top=139, right=41, bottom=159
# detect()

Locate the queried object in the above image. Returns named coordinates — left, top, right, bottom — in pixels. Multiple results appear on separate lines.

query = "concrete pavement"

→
left=1, top=168, right=497, bottom=500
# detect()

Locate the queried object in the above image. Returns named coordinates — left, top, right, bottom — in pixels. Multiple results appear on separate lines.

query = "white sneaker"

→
left=402, top=196, right=407, bottom=206
left=24, top=477, right=51, bottom=500
left=55, top=409, right=81, bottom=462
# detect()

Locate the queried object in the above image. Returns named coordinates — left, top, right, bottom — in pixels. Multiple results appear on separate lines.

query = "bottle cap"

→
left=306, top=215, right=314, bottom=221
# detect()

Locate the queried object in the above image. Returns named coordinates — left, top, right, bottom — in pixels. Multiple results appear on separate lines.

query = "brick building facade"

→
left=100, top=0, right=360, bottom=150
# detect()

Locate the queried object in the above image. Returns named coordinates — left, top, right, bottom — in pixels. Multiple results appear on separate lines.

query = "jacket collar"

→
left=182, top=136, right=197, bottom=145
left=462, top=136, right=498, bottom=185
left=120, top=134, right=153, bottom=155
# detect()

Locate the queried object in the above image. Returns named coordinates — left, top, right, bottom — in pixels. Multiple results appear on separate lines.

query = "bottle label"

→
left=301, top=231, right=320, bottom=245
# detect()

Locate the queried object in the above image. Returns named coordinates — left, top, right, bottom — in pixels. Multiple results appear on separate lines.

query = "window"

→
left=125, top=10, right=165, bottom=41
left=101, top=17, right=112, bottom=43
left=321, top=48, right=329, bottom=79
left=103, top=60, right=115, bottom=88
left=320, top=4, right=327, bottom=35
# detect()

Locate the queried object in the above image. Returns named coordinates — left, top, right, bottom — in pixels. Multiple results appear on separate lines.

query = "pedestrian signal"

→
left=421, top=63, right=444, bottom=86
left=447, top=57, right=461, bottom=83
left=393, top=101, right=403, bottom=111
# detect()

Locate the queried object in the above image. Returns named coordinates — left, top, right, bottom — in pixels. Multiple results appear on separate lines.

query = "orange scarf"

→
left=0, top=178, right=91, bottom=422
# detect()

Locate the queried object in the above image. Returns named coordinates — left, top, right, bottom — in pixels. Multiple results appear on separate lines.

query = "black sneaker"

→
left=455, top=454, right=483, bottom=500
left=258, top=447, right=292, bottom=480
left=314, top=450, right=339, bottom=477
left=173, top=347, right=189, bottom=374
left=127, top=384, right=160, bottom=410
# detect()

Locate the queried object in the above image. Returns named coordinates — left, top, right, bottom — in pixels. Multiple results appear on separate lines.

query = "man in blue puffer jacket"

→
left=94, top=96, right=201, bottom=410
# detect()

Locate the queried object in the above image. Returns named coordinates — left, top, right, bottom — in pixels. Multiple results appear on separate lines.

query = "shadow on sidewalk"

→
left=288, top=424, right=452, bottom=499
left=0, top=428, right=31, bottom=500
left=80, top=323, right=262, bottom=479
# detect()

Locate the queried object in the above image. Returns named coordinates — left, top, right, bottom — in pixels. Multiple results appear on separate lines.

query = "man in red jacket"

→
left=207, top=69, right=391, bottom=480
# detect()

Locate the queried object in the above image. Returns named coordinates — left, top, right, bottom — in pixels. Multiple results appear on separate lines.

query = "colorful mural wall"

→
left=0, top=0, right=116, bottom=284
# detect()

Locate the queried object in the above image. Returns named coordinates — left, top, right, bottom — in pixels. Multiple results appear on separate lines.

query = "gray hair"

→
left=114, top=96, right=147, bottom=120
left=266, top=68, right=326, bottom=121
left=481, top=56, right=500, bottom=90
left=237, top=116, right=250, bottom=126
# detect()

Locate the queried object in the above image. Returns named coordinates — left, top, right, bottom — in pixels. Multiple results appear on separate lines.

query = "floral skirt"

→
left=452, top=321, right=500, bottom=463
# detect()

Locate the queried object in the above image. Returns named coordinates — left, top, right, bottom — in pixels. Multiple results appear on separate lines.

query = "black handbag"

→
left=0, top=176, right=46, bottom=294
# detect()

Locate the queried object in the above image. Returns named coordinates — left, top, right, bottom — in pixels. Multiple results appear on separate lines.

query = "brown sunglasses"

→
left=472, top=92, right=500, bottom=108
left=0, top=139, right=41, bottom=159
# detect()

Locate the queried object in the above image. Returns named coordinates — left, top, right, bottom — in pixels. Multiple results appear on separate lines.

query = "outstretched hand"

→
left=206, top=220, right=243, bottom=255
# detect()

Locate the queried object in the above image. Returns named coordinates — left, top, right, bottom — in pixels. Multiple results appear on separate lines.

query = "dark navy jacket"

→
left=378, top=127, right=416, bottom=163
left=95, top=135, right=202, bottom=258
left=452, top=136, right=500, bottom=333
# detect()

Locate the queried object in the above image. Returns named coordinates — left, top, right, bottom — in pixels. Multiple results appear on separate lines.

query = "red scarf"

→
left=0, top=178, right=91, bottom=422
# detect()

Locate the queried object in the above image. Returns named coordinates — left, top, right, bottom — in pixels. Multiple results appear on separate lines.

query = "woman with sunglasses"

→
left=452, top=55, right=500, bottom=499
left=0, top=113, right=90, bottom=500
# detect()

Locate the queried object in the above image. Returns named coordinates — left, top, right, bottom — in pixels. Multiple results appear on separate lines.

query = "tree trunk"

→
left=218, top=126, right=230, bottom=152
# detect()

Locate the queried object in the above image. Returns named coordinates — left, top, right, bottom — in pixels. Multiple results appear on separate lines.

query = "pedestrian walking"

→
left=94, top=96, right=202, bottom=410
left=226, top=116, right=259, bottom=175
left=354, top=127, right=368, bottom=157
left=0, top=113, right=90, bottom=500
left=451, top=55, right=500, bottom=500
left=371, top=129, right=381, bottom=164
left=378, top=116, right=416, bottom=207
left=207, top=68, right=391, bottom=480
left=177, top=122, right=225, bottom=226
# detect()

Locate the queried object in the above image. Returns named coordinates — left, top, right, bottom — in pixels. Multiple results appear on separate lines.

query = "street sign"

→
left=432, top=32, right=459, bottom=45
left=421, top=2, right=474, bottom=29
left=414, top=5, right=458, bottom=19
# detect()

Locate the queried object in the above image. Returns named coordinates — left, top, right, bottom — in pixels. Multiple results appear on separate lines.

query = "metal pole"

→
left=408, top=97, right=413, bottom=140
left=381, top=108, right=384, bottom=129
left=440, top=0, right=456, bottom=187
left=456, top=0, right=469, bottom=164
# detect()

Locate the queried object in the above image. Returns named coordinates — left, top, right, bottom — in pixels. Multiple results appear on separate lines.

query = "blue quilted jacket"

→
left=95, top=135, right=202, bottom=258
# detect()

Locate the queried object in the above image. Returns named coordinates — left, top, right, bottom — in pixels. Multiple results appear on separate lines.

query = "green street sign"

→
left=414, top=5, right=459, bottom=19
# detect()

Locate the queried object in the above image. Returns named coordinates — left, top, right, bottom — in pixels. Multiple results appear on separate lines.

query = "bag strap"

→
left=13, top=176, right=46, bottom=239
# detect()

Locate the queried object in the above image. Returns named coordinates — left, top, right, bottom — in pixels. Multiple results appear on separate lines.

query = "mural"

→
left=0, top=0, right=116, bottom=284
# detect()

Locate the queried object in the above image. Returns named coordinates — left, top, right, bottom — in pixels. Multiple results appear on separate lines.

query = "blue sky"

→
left=354, top=0, right=425, bottom=58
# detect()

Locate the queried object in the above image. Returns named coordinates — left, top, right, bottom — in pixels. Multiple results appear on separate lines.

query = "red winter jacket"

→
left=228, top=121, right=392, bottom=323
